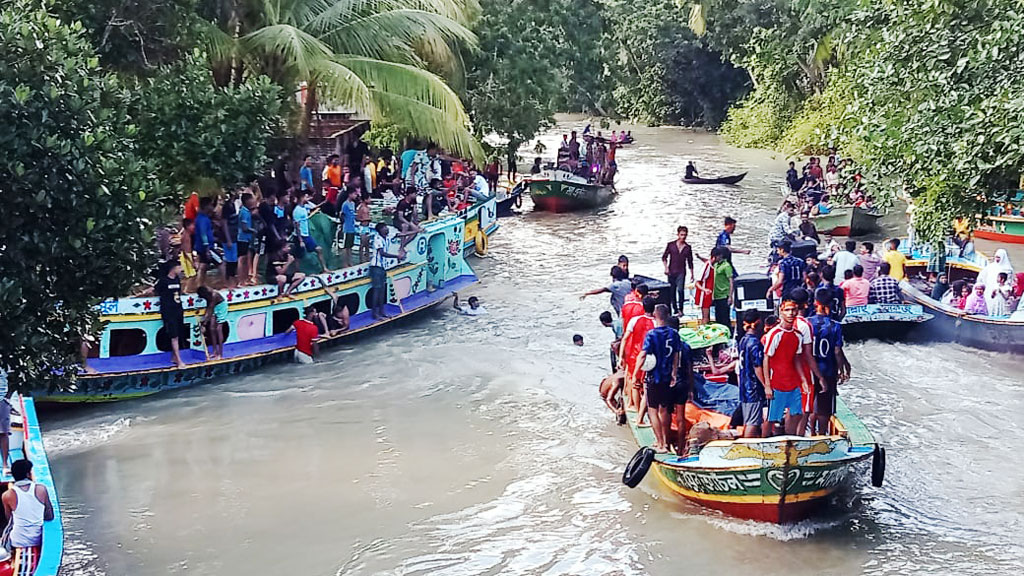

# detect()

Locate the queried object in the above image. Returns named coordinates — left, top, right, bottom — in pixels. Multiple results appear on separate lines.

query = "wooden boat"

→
left=682, top=172, right=746, bottom=185
left=622, top=392, right=881, bottom=523
left=899, top=242, right=1024, bottom=353
left=44, top=213, right=481, bottom=402
left=495, top=181, right=526, bottom=216
left=974, top=214, right=1024, bottom=244
left=840, top=303, right=933, bottom=340
left=850, top=206, right=884, bottom=236
left=529, top=170, right=616, bottom=212
left=1, top=396, right=63, bottom=575
left=809, top=206, right=882, bottom=236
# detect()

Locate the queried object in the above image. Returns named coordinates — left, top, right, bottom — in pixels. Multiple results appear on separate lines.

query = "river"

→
left=44, top=119, right=1024, bottom=575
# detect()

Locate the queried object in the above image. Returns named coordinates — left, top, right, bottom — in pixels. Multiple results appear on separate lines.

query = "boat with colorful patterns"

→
left=43, top=207, right=490, bottom=403
left=840, top=303, right=933, bottom=341
left=623, top=398, right=881, bottom=523
left=1, top=396, right=62, bottom=575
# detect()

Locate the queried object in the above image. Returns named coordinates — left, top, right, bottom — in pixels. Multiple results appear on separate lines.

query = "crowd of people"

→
left=584, top=215, right=854, bottom=455
left=549, top=129, right=626, bottom=185
left=785, top=152, right=875, bottom=216
left=930, top=248, right=1022, bottom=316
left=148, top=139, right=497, bottom=368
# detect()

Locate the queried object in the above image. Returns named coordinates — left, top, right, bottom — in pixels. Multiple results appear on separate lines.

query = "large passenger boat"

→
left=44, top=201, right=498, bottom=402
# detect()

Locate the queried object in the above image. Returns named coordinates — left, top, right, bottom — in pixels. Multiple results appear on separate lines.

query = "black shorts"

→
left=644, top=380, right=673, bottom=409
left=225, top=261, right=238, bottom=277
left=814, top=375, right=838, bottom=416
left=237, top=241, right=250, bottom=256
left=197, top=249, right=222, bottom=266
left=343, top=233, right=356, bottom=249
left=670, top=377, right=692, bottom=407
left=162, top=312, right=184, bottom=339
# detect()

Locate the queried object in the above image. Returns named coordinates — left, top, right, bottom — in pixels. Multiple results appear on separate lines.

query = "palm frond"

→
left=370, top=89, right=483, bottom=161
left=194, top=18, right=239, bottom=71
left=310, top=59, right=373, bottom=113
left=318, top=9, right=476, bottom=65
left=689, top=3, right=706, bottom=37
left=241, top=23, right=334, bottom=79
left=337, top=56, right=469, bottom=123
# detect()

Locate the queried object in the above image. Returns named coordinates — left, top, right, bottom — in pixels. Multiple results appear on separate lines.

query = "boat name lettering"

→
left=679, top=471, right=757, bottom=493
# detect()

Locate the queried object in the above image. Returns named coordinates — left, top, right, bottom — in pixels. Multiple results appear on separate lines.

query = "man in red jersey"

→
left=762, top=295, right=811, bottom=435
left=789, top=288, right=825, bottom=435
left=619, top=296, right=657, bottom=419
left=288, top=306, right=321, bottom=364
left=620, top=283, right=649, bottom=334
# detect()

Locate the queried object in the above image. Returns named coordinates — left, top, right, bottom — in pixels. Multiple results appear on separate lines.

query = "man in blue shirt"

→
left=772, top=241, right=806, bottom=302
left=808, top=288, right=851, bottom=435
left=736, top=310, right=768, bottom=438
left=299, top=155, right=315, bottom=191
left=633, top=304, right=681, bottom=453
left=193, top=196, right=223, bottom=286
left=292, top=190, right=328, bottom=272
left=340, top=187, right=359, bottom=268
left=715, top=216, right=751, bottom=259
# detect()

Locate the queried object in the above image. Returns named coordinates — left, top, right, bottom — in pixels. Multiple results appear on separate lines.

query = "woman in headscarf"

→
left=964, top=283, right=988, bottom=315
left=977, top=249, right=1014, bottom=309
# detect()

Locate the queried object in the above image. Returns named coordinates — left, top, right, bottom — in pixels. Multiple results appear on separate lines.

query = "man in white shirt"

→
left=832, top=240, right=861, bottom=280
left=468, top=169, right=491, bottom=203
left=368, top=223, right=404, bottom=320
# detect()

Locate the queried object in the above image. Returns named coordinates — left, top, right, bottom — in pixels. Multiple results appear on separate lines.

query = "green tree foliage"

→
left=127, top=55, right=283, bottom=196
left=463, top=0, right=565, bottom=159
left=0, top=2, right=170, bottom=389
left=54, top=0, right=199, bottom=72
left=844, top=0, right=1024, bottom=240
left=604, top=0, right=748, bottom=126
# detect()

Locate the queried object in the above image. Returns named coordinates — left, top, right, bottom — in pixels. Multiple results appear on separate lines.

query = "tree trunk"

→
left=298, top=80, right=319, bottom=141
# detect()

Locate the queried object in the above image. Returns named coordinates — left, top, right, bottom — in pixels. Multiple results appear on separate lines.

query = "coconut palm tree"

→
left=202, top=0, right=482, bottom=159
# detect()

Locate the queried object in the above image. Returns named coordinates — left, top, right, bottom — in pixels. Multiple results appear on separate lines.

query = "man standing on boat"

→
left=859, top=242, right=883, bottom=281
left=633, top=304, right=681, bottom=453
left=156, top=259, right=187, bottom=369
left=771, top=241, right=805, bottom=302
left=763, top=294, right=811, bottom=436
left=736, top=311, right=768, bottom=438
left=808, top=289, right=851, bottom=435
left=581, top=265, right=631, bottom=315
left=369, top=223, right=404, bottom=320
left=662, top=226, right=695, bottom=316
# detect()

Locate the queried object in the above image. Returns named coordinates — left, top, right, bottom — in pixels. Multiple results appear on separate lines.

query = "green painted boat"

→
left=529, top=171, right=615, bottom=212
left=623, top=397, right=883, bottom=523
left=811, top=208, right=853, bottom=235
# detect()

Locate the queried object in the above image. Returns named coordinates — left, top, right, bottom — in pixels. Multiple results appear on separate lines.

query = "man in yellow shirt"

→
left=883, top=238, right=908, bottom=282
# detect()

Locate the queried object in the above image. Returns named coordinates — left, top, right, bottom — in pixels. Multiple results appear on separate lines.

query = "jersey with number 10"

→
left=808, top=313, right=844, bottom=379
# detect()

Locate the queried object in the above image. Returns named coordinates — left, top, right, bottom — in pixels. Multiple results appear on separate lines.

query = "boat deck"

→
left=85, top=274, right=479, bottom=376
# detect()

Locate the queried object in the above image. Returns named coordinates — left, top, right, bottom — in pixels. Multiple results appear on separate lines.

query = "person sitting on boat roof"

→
left=736, top=310, right=769, bottom=438
left=467, top=168, right=492, bottom=203
left=423, top=178, right=453, bottom=221
left=685, top=161, right=698, bottom=180
left=868, top=262, right=903, bottom=304
left=292, top=190, right=329, bottom=273
left=392, top=188, right=422, bottom=258
left=809, top=288, right=851, bottom=435
left=763, top=294, right=812, bottom=436
left=632, top=304, right=682, bottom=453
left=266, top=243, right=305, bottom=301
left=452, top=292, right=486, bottom=316
left=581, top=265, right=631, bottom=315
left=288, top=307, right=321, bottom=364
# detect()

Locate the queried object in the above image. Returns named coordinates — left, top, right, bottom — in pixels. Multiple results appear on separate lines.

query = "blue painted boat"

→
left=840, top=303, right=933, bottom=340
left=2, top=396, right=62, bottom=574
left=42, top=210, right=485, bottom=402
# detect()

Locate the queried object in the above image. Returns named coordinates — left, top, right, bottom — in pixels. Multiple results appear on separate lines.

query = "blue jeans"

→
left=369, top=266, right=387, bottom=312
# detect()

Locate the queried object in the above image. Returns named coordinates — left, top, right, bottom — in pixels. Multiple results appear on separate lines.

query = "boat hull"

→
left=529, top=178, right=615, bottom=212
left=13, top=397, right=63, bottom=574
left=974, top=215, right=1024, bottom=243
left=850, top=206, right=883, bottom=236
left=625, top=398, right=876, bottom=524
left=901, top=281, right=1024, bottom=354
left=812, top=208, right=853, bottom=236
left=682, top=172, right=747, bottom=185
left=840, top=303, right=933, bottom=341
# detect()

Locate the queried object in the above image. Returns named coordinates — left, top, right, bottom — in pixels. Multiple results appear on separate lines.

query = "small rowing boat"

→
left=529, top=170, right=616, bottom=213
left=2, top=396, right=62, bottom=575
left=681, top=172, right=747, bottom=185
left=622, top=398, right=883, bottom=523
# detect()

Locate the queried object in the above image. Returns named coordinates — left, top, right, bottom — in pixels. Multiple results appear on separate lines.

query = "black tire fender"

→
left=871, top=445, right=886, bottom=488
left=622, top=447, right=656, bottom=488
